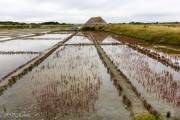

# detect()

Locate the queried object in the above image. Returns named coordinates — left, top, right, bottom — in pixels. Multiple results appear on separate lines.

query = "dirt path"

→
left=89, top=32, right=152, bottom=118
left=0, top=32, right=77, bottom=95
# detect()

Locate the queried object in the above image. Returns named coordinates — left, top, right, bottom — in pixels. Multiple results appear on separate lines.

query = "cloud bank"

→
left=0, top=0, right=180, bottom=23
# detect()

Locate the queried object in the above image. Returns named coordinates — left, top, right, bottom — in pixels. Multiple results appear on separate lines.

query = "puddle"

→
left=102, top=45, right=180, bottom=118
left=0, top=54, right=38, bottom=80
left=0, top=45, right=130, bottom=120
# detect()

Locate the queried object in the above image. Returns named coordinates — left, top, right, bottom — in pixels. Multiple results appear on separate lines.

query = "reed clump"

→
left=29, top=46, right=102, bottom=119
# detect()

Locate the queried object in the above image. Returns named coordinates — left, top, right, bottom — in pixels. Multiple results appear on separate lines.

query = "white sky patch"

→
left=0, top=0, right=180, bottom=23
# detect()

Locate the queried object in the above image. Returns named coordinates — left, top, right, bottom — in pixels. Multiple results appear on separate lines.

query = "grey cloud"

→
left=0, top=0, right=180, bottom=23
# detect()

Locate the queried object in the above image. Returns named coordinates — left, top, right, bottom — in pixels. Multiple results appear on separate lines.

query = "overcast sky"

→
left=0, top=0, right=180, bottom=23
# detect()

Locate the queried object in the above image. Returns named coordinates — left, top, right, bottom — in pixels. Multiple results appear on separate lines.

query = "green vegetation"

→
left=0, top=21, right=27, bottom=25
left=133, top=113, right=162, bottom=120
left=0, top=21, right=76, bottom=30
left=0, top=24, right=40, bottom=29
left=80, top=26, right=96, bottom=31
left=40, top=22, right=68, bottom=25
left=154, top=46, right=180, bottom=54
left=0, top=21, right=39, bottom=28
left=86, top=24, right=180, bottom=47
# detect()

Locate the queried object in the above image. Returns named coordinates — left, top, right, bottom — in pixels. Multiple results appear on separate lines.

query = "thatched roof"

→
left=85, top=16, right=107, bottom=25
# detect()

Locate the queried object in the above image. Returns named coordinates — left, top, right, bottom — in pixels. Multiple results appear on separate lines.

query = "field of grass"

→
left=93, top=24, right=180, bottom=47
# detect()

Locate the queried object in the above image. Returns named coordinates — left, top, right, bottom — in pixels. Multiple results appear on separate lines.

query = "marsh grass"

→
left=102, top=45, right=180, bottom=118
left=154, top=47, right=180, bottom=54
left=94, top=24, right=180, bottom=47
left=29, top=46, right=102, bottom=119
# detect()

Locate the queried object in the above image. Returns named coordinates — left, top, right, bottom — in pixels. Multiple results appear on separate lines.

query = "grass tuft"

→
left=133, top=113, right=162, bottom=120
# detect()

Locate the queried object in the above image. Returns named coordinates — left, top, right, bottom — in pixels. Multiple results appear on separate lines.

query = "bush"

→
left=80, top=26, right=95, bottom=31
left=134, top=113, right=162, bottom=120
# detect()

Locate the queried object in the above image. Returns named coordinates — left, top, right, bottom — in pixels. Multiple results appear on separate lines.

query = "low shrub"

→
left=134, top=113, right=162, bottom=120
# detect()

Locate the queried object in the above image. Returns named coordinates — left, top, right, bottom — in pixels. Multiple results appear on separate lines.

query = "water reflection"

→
left=0, top=44, right=131, bottom=120
left=31, top=33, right=70, bottom=39
left=103, top=45, right=180, bottom=102
left=102, top=36, right=122, bottom=44
left=30, top=46, right=101, bottom=119
left=82, top=32, right=108, bottom=43
left=32, top=78, right=100, bottom=119
left=65, top=35, right=93, bottom=44
left=0, top=54, right=37, bottom=80
left=102, top=45, right=180, bottom=117
left=0, top=34, right=70, bottom=52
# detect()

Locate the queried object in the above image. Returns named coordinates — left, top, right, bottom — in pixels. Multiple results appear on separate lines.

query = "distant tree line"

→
left=0, top=21, right=27, bottom=25
left=40, top=22, right=69, bottom=25
left=108, top=22, right=180, bottom=25
left=0, top=21, right=71, bottom=25
left=129, top=22, right=180, bottom=24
